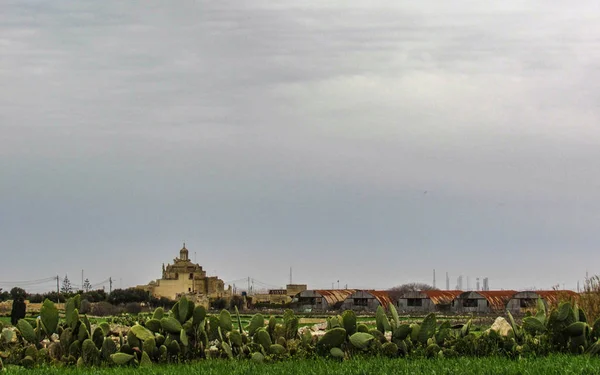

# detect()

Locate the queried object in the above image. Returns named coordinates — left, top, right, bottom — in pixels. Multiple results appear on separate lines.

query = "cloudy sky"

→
left=1, top=0, right=599, bottom=294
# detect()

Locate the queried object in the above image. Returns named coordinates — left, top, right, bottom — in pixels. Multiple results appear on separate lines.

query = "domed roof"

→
left=179, top=242, right=189, bottom=261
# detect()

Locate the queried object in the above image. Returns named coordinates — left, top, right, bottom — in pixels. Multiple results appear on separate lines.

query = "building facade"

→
left=139, top=243, right=231, bottom=301
left=455, top=290, right=516, bottom=314
left=397, top=290, right=462, bottom=313
left=341, top=290, right=393, bottom=312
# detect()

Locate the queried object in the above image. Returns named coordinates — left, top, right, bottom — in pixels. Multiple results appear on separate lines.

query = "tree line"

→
left=0, top=286, right=173, bottom=307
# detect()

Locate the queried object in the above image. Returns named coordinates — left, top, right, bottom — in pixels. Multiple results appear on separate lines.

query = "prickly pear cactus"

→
left=160, top=317, right=183, bottom=334
left=317, top=328, right=346, bottom=352
left=40, top=299, right=59, bottom=336
left=375, top=306, right=391, bottom=333
left=219, top=309, right=233, bottom=332
left=349, top=332, right=374, bottom=350
left=248, top=314, right=265, bottom=336
left=101, top=337, right=117, bottom=361
left=17, top=319, right=36, bottom=344
left=342, top=310, right=357, bottom=336
left=193, top=305, right=207, bottom=327
left=153, top=307, right=164, bottom=320
left=110, top=352, right=134, bottom=365
left=81, top=338, right=99, bottom=366
left=283, top=309, right=299, bottom=340
left=417, top=313, right=436, bottom=345
left=256, top=328, right=272, bottom=352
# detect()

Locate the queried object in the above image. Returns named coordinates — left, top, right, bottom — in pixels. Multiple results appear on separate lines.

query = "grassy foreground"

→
left=5, top=355, right=600, bottom=375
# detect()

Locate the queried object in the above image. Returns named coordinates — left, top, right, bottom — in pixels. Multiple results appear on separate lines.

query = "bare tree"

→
left=388, top=282, right=438, bottom=300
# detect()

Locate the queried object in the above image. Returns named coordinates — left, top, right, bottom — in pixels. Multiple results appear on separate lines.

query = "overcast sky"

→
left=1, top=0, right=600, bottom=294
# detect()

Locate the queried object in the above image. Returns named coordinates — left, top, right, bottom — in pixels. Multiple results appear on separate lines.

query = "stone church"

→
left=139, top=243, right=231, bottom=301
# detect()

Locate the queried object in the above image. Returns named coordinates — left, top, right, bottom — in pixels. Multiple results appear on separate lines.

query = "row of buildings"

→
left=294, top=289, right=578, bottom=314
left=136, top=244, right=577, bottom=314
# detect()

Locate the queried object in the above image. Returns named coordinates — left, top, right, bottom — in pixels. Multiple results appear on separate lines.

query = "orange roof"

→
left=314, top=290, right=356, bottom=308
left=423, top=290, right=463, bottom=305
left=478, top=290, right=516, bottom=310
left=366, top=290, right=393, bottom=309
left=459, top=290, right=517, bottom=310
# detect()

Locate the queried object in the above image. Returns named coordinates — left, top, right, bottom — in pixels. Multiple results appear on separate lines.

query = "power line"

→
left=0, top=276, right=57, bottom=286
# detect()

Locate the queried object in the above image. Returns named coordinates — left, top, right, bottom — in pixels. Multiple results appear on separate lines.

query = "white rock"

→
left=488, top=317, right=513, bottom=337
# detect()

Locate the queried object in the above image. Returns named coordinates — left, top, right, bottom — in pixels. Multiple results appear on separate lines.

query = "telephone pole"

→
left=56, top=275, right=60, bottom=303
left=109, top=277, right=113, bottom=294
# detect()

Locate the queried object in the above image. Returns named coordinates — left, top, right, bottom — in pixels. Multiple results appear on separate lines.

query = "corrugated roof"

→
left=533, top=290, right=578, bottom=304
left=366, top=290, right=393, bottom=309
left=423, top=290, right=463, bottom=305
left=314, top=289, right=356, bottom=308
left=459, top=290, right=517, bottom=310
left=478, top=291, right=517, bottom=310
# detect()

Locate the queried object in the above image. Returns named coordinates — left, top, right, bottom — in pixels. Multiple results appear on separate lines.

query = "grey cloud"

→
left=1, top=0, right=599, bottom=291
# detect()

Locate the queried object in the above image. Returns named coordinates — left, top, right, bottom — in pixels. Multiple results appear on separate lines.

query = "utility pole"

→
left=433, top=269, right=436, bottom=289
left=81, top=270, right=84, bottom=292
left=56, top=275, right=60, bottom=303
left=290, top=267, right=292, bottom=285
left=109, top=277, right=113, bottom=294
left=247, top=277, right=250, bottom=296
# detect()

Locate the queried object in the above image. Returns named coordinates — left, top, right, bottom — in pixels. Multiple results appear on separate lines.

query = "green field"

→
left=5, top=355, right=600, bottom=375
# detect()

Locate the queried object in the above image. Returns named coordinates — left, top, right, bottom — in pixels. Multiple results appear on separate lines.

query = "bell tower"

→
left=180, top=242, right=189, bottom=261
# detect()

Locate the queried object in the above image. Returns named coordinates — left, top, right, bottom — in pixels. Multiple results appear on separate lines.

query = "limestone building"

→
left=140, top=243, right=231, bottom=301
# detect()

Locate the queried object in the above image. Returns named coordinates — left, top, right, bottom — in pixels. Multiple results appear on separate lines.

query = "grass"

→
left=4, top=355, right=600, bottom=375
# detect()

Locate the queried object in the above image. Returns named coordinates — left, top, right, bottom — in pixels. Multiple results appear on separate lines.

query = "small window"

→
left=188, top=288, right=191, bottom=292
left=462, top=299, right=478, bottom=307
left=189, top=273, right=193, bottom=280
left=354, top=298, right=369, bottom=306
left=407, top=298, right=423, bottom=307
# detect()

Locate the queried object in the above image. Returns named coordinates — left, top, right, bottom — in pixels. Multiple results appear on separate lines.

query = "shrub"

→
left=91, top=302, right=116, bottom=317
left=149, top=296, right=175, bottom=309
left=0, top=290, right=10, bottom=302
left=124, top=302, right=142, bottom=314
left=80, top=299, right=92, bottom=314
left=9, top=287, right=27, bottom=301
left=82, top=290, right=107, bottom=303
left=229, top=295, right=245, bottom=311
left=579, top=275, right=600, bottom=323
left=28, top=294, right=44, bottom=303
left=210, top=298, right=227, bottom=310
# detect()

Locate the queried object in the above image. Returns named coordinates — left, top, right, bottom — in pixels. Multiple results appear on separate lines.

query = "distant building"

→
left=506, top=290, right=578, bottom=314
left=341, top=290, right=393, bottom=312
left=455, top=290, right=516, bottom=314
left=397, top=290, right=462, bottom=313
left=295, top=289, right=355, bottom=312
left=137, top=243, right=231, bottom=301
left=251, top=284, right=308, bottom=305
left=456, top=275, right=463, bottom=291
